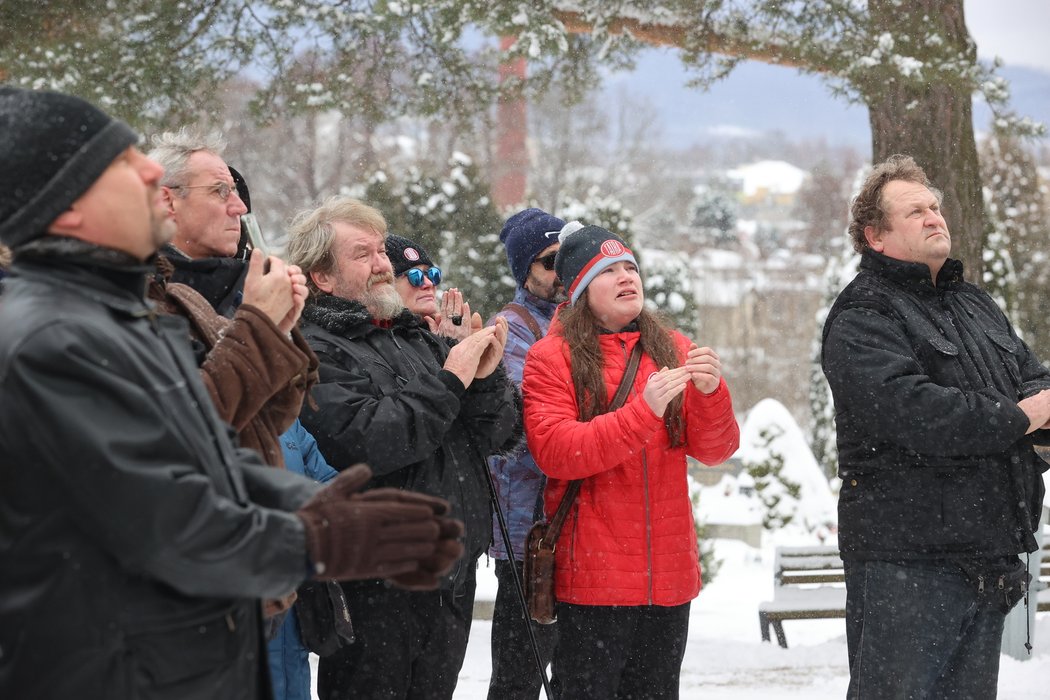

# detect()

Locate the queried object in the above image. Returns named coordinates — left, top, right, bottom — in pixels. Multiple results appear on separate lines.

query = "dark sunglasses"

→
left=534, top=252, right=557, bottom=271
left=402, top=266, right=442, bottom=287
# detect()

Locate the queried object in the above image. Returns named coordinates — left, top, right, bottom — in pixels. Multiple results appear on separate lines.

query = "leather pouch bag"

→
left=295, top=580, right=355, bottom=656
left=523, top=509, right=568, bottom=624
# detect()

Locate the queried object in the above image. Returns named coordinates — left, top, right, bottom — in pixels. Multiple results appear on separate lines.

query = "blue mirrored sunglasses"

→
left=403, top=266, right=442, bottom=287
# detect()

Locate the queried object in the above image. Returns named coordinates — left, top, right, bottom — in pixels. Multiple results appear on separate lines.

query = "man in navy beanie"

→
left=0, top=86, right=464, bottom=700
left=486, top=207, right=573, bottom=699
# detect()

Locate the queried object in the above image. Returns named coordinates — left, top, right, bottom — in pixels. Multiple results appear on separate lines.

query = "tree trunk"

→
left=866, top=0, right=986, bottom=280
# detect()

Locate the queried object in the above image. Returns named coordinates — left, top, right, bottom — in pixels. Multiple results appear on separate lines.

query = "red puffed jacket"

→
left=522, top=324, right=739, bottom=607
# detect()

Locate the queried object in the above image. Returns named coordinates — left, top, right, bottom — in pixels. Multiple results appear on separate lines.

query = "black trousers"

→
left=551, top=601, right=690, bottom=700
left=486, top=559, right=559, bottom=700
left=317, top=567, right=476, bottom=700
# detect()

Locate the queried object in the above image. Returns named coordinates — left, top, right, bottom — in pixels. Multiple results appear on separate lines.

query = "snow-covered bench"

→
left=759, top=539, right=1050, bottom=648
left=758, top=545, right=846, bottom=648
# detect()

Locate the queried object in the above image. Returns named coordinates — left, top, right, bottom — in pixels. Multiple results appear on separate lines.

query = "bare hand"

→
left=475, top=316, right=508, bottom=379
left=1019, top=389, right=1050, bottom=434
left=262, top=590, right=298, bottom=618
left=426, top=288, right=475, bottom=340
left=684, top=344, right=722, bottom=394
left=242, top=249, right=296, bottom=331
left=442, top=326, right=499, bottom=389
left=642, top=366, right=691, bottom=417
left=279, top=264, right=308, bottom=333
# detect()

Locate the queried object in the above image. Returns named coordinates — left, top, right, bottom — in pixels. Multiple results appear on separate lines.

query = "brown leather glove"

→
left=297, top=464, right=460, bottom=582
left=385, top=516, right=465, bottom=591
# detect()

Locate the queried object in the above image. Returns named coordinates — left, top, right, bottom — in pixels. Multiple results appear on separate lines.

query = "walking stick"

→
left=483, top=467, right=553, bottom=700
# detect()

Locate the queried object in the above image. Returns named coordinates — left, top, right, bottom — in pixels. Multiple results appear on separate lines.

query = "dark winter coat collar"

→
left=160, top=244, right=247, bottom=316
left=860, top=249, right=965, bottom=294
left=302, top=293, right=425, bottom=339
left=12, top=235, right=153, bottom=304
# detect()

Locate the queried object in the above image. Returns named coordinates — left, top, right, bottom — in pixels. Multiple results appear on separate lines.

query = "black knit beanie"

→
left=0, top=86, right=138, bottom=248
left=499, top=208, right=566, bottom=287
left=385, top=234, right=435, bottom=277
left=555, top=225, right=638, bottom=305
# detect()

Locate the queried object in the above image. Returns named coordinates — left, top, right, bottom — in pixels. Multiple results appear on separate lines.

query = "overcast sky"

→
left=966, top=0, right=1050, bottom=71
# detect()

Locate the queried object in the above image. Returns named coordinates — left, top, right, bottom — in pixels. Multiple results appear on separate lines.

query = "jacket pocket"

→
left=126, top=605, right=246, bottom=688
left=985, top=329, right=1023, bottom=389
left=927, top=334, right=958, bottom=357
left=916, top=333, right=965, bottom=388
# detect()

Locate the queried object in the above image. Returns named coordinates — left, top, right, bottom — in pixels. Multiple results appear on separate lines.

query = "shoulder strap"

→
left=541, top=342, right=644, bottom=546
left=502, top=302, right=544, bottom=342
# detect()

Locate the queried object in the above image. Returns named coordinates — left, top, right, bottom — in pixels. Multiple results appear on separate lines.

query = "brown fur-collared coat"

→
left=155, top=279, right=318, bottom=468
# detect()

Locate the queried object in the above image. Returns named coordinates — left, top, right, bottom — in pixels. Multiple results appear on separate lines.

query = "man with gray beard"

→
left=285, top=196, right=518, bottom=700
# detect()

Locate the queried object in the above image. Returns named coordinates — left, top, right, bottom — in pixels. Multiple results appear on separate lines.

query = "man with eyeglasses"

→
left=285, top=196, right=518, bottom=700
left=147, top=129, right=318, bottom=472
left=486, top=207, right=571, bottom=700
left=149, top=129, right=256, bottom=317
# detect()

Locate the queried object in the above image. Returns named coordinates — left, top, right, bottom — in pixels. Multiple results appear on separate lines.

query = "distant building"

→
left=727, top=160, right=808, bottom=206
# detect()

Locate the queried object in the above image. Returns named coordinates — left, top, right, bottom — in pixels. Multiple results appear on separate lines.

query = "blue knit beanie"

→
left=499, top=208, right=566, bottom=287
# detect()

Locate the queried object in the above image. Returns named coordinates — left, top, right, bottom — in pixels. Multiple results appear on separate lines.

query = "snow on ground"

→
left=311, top=537, right=1048, bottom=698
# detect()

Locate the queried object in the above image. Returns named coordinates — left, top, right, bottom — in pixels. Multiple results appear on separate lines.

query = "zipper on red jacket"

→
left=642, top=448, right=654, bottom=605
left=621, top=337, right=656, bottom=605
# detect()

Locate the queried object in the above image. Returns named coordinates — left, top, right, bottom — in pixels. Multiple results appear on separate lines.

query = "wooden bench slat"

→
left=780, top=572, right=846, bottom=585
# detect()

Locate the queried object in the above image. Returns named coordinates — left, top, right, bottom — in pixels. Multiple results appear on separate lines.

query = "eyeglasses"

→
left=402, top=266, right=442, bottom=287
left=534, top=252, right=557, bottom=271
left=169, top=182, right=235, bottom=202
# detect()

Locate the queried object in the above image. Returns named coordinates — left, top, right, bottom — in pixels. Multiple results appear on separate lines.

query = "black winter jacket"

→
left=299, top=294, right=518, bottom=590
left=0, top=242, right=319, bottom=700
left=161, top=243, right=248, bottom=318
left=822, top=251, right=1050, bottom=561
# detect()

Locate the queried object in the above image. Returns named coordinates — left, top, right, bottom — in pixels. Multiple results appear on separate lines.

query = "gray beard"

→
left=365, top=285, right=405, bottom=320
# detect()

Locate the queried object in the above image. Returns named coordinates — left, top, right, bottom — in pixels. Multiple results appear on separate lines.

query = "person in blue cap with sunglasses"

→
left=386, top=233, right=479, bottom=340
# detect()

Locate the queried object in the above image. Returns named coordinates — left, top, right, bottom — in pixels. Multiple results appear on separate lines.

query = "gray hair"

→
left=148, top=127, right=227, bottom=189
left=285, top=196, right=388, bottom=297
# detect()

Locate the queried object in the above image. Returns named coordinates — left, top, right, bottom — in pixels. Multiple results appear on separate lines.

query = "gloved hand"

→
left=386, top=516, right=465, bottom=590
left=354, top=486, right=466, bottom=590
left=296, top=464, right=463, bottom=584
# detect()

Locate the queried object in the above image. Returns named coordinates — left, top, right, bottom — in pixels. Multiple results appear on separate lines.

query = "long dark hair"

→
left=559, top=291, right=685, bottom=446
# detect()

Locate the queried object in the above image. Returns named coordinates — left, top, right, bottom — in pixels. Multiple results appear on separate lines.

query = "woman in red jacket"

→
left=522, top=224, right=740, bottom=699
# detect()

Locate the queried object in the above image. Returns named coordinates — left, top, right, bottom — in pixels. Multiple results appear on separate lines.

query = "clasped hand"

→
left=241, top=249, right=308, bottom=333
left=642, top=344, right=722, bottom=416
left=441, top=316, right=508, bottom=389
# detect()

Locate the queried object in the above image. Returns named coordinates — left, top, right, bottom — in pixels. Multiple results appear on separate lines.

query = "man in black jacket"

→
left=0, top=86, right=464, bottom=700
left=286, top=196, right=518, bottom=699
left=821, top=154, right=1050, bottom=699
